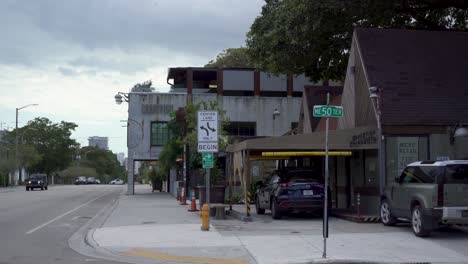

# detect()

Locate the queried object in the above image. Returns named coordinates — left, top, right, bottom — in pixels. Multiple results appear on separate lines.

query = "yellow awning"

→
left=261, top=151, right=352, bottom=157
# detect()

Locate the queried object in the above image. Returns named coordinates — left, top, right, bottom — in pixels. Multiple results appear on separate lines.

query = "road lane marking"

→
left=124, top=250, right=248, bottom=264
left=26, top=191, right=114, bottom=235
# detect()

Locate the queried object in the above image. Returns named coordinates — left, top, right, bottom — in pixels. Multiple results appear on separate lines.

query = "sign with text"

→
left=197, top=111, right=218, bottom=153
left=397, top=137, right=419, bottom=174
left=313, top=105, right=343, bottom=118
left=202, top=152, right=214, bottom=169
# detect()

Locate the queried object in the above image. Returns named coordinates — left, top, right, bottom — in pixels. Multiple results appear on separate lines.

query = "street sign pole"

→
left=323, top=92, right=330, bottom=259
left=206, top=168, right=210, bottom=207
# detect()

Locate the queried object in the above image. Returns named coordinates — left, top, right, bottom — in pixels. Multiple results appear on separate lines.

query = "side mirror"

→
left=395, top=176, right=400, bottom=183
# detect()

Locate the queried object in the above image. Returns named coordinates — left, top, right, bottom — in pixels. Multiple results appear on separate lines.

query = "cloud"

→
left=0, top=0, right=264, bottom=153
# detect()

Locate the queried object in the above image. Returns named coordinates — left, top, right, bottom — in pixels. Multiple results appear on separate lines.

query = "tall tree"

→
left=246, top=0, right=468, bottom=81
left=4, top=117, right=79, bottom=175
left=205, top=47, right=253, bottom=68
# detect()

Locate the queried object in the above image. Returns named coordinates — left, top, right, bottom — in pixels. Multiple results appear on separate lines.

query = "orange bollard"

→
left=179, top=187, right=187, bottom=205
left=188, top=195, right=198, bottom=212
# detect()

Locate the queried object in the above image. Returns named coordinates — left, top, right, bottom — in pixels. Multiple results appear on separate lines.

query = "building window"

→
left=385, top=136, right=429, bottom=184
left=151, top=122, right=170, bottom=146
left=225, top=122, right=256, bottom=137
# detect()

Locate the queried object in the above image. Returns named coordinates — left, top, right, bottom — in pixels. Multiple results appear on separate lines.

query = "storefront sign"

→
left=142, top=104, right=173, bottom=114
left=349, top=130, right=377, bottom=147
left=397, top=137, right=419, bottom=174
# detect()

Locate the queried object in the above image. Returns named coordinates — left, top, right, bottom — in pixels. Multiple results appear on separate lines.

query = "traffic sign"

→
left=313, top=105, right=343, bottom=118
left=198, top=142, right=218, bottom=152
left=202, top=152, right=214, bottom=169
left=198, top=111, right=218, bottom=143
left=198, top=111, right=218, bottom=153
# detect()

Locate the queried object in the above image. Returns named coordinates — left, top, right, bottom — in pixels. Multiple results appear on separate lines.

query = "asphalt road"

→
left=0, top=185, right=125, bottom=264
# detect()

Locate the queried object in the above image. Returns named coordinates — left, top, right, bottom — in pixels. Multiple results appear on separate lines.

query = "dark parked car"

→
left=75, top=176, right=87, bottom=185
left=26, top=174, right=48, bottom=191
left=255, top=168, right=329, bottom=219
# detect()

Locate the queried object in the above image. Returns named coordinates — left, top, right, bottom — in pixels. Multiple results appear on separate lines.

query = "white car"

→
left=110, top=179, right=124, bottom=185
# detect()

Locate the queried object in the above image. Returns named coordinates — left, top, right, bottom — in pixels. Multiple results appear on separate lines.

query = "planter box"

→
left=195, top=185, right=225, bottom=204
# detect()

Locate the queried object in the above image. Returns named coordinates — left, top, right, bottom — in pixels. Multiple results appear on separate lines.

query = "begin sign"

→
left=198, top=142, right=218, bottom=152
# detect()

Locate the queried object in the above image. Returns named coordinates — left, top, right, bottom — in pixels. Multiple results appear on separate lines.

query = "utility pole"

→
left=15, top=104, right=38, bottom=185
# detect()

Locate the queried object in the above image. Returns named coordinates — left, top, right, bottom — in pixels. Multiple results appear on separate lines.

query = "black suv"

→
left=255, top=168, right=328, bottom=219
left=26, top=174, right=48, bottom=191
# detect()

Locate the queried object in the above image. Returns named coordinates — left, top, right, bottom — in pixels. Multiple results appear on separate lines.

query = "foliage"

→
left=158, top=100, right=230, bottom=185
left=77, top=146, right=126, bottom=180
left=131, top=80, right=154, bottom=92
left=59, top=166, right=98, bottom=178
left=205, top=47, right=254, bottom=68
left=246, top=0, right=468, bottom=81
left=2, top=117, right=79, bottom=175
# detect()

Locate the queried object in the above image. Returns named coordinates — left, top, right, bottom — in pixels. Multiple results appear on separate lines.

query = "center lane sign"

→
left=197, top=111, right=218, bottom=153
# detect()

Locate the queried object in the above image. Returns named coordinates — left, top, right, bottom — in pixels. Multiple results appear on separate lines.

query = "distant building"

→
left=0, top=130, right=7, bottom=142
left=117, top=152, right=126, bottom=166
left=88, top=136, right=109, bottom=150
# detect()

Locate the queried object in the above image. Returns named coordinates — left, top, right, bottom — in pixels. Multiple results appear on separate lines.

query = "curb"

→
left=331, top=213, right=380, bottom=223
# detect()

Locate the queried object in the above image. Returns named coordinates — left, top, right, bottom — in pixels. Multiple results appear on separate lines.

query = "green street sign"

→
left=202, top=152, right=214, bottom=169
left=313, top=105, right=343, bottom=118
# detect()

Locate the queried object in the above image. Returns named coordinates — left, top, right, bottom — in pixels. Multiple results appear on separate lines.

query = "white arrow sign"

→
left=197, top=111, right=218, bottom=152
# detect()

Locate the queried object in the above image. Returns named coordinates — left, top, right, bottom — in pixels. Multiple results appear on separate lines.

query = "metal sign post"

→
left=312, top=93, right=344, bottom=259
left=198, top=111, right=218, bottom=207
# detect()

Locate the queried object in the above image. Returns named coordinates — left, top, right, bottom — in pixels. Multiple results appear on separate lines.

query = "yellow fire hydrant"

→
left=200, top=203, right=210, bottom=231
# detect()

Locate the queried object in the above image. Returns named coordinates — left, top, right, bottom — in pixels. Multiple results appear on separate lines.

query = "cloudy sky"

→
left=0, top=0, right=264, bottom=155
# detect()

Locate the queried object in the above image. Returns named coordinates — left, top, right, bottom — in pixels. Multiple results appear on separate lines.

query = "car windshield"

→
left=30, top=175, right=45, bottom=180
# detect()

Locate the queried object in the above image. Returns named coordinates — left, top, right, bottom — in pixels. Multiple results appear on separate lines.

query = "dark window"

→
left=416, top=166, right=443, bottom=183
left=291, top=122, right=299, bottom=130
left=151, top=122, right=170, bottom=146
left=225, top=122, right=256, bottom=137
left=444, top=165, right=468, bottom=183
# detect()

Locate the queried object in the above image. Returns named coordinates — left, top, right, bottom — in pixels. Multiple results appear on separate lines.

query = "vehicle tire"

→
left=412, top=205, right=431, bottom=237
left=380, top=199, right=397, bottom=226
left=256, top=197, right=265, bottom=215
left=45, top=186, right=48, bottom=190
left=26, top=187, right=29, bottom=191
left=271, top=199, right=282, bottom=219
left=41, top=187, right=44, bottom=190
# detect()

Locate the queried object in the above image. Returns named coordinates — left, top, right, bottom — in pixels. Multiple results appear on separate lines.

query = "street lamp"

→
left=273, top=108, right=280, bottom=136
left=114, top=92, right=129, bottom=105
left=115, top=92, right=134, bottom=195
left=369, top=86, right=384, bottom=195
left=450, top=123, right=468, bottom=144
left=16, top=103, right=38, bottom=184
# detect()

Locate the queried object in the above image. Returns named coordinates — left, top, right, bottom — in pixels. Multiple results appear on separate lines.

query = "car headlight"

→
left=28, top=181, right=31, bottom=184
left=38, top=181, right=42, bottom=184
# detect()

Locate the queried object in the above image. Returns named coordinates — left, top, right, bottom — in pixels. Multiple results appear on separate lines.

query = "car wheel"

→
left=380, top=199, right=397, bottom=226
left=26, top=187, right=29, bottom=191
left=412, top=205, right=431, bottom=237
left=41, top=187, right=44, bottom=190
left=271, top=199, right=282, bottom=219
left=256, top=197, right=265, bottom=215
left=45, top=186, right=48, bottom=190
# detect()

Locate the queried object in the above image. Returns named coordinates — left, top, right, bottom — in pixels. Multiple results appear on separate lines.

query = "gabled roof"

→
left=303, top=85, right=343, bottom=131
left=355, top=28, right=468, bottom=126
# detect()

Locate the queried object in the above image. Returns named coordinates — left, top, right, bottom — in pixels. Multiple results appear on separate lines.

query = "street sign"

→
left=198, top=142, right=218, bottom=152
left=202, top=152, right=214, bottom=169
left=198, top=111, right=218, bottom=143
left=197, top=111, right=218, bottom=153
left=313, top=105, right=343, bottom=118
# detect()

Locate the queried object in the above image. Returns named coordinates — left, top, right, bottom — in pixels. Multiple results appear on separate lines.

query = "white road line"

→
left=25, top=191, right=114, bottom=235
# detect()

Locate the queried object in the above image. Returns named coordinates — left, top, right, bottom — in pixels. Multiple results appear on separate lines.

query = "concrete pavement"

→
left=89, top=185, right=468, bottom=264
left=0, top=184, right=125, bottom=264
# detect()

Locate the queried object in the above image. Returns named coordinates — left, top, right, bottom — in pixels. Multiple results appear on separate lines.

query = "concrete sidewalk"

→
left=90, top=185, right=468, bottom=264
